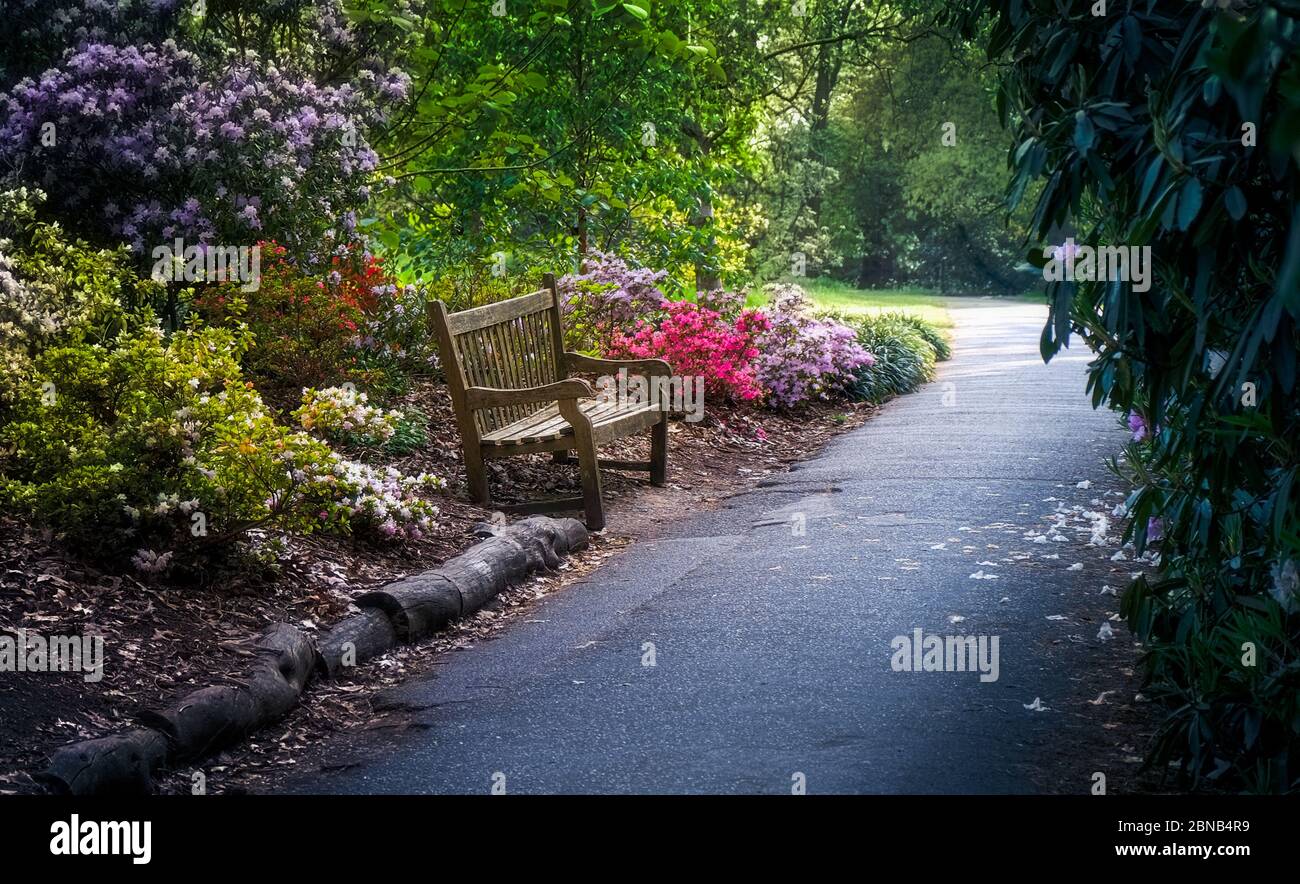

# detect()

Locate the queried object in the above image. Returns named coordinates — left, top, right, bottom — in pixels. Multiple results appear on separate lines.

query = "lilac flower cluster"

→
left=0, top=40, right=408, bottom=256
left=1, top=0, right=183, bottom=83
left=753, top=284, right=874, bottom=409
left=555, top=252, right=681, bottom=352
left=557, top=252, right=671, bottom=322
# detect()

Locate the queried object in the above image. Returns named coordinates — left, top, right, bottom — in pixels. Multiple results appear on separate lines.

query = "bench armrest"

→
left=465, top=379, right=595, bottom=411
left=564, top=352, right=673, bottom=377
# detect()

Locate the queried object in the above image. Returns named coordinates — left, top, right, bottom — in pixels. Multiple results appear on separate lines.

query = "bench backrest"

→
left=429, top=273, right=568, bottom=438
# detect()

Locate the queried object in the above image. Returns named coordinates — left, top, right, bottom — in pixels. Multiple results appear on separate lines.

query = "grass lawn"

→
left=749, top=278, right=955, bottom=328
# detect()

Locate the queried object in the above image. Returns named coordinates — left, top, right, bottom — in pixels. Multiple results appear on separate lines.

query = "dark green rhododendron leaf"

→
left=1225, top=186, right=1246, bottom=220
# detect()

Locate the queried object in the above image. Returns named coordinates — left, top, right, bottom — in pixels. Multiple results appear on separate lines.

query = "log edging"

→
left=34, top=516, right=588, bottom=795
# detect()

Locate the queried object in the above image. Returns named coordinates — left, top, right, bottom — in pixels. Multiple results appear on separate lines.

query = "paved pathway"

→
left=286, top=299, right=1137, bottom=794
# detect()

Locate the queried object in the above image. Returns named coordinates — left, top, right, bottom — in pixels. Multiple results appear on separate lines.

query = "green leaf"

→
left=1177, top=178, right=1203, bottom=231
left=1225, top=186, right=1247, bottom=221
left=1139, top=156, right=1164, bottom=210
left=1203, top=75, right=1222, bottom=105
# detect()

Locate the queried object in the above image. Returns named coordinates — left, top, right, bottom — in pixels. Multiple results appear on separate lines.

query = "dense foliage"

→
left=328, top=0, right=1021, bottom=294
left=0, top=188, right=444, bottom=570
left=195, top=243, right=433, bottom=395
left=962, top=0, right=1300, bottom=791
left=0, top=1, right=953, bottom=576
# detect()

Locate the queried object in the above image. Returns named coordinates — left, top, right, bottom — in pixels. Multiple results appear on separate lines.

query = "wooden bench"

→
left=429, top=273, right=670, bottom=530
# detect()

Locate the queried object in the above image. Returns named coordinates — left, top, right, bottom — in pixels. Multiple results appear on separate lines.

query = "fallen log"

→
left=318, top=608, right=399, bottom=677
left=438, top=516, right=588, bottom=610
left=516, top=515, right=589, bottom=559
left=36, top=516, right=589, bottom=794
left=332, top=516, right=590, bottom=669
left=35, top=728, right=169, bottom=796
left=138, top=623, right=318, bottom=761
left=441, top=544, right=529, bottom=610
left=353, top=574, right=461, bottom=643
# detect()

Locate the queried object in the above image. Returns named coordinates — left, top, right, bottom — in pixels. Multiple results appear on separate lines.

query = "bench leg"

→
left=576, top=445, right=605, bottom=530
left=552, top=450, right=573, bottom=465
left=464, top=446, right=490, bottom=505
left=559, top=401, right=605, bottom=530
left=650, top=416, right=668, bottom=487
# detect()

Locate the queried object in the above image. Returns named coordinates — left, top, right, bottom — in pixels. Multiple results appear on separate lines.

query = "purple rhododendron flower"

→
left=0, top=30, right=408, bottom=258
left=1147, top=517, right=1164, bottom=543
left=752, top=284, right=873, bottom=408
left=1127, top=412, right=1149, bottom=441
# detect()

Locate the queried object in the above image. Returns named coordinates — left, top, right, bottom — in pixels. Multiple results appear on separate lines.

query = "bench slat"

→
left=445, top=288, right=553, bottom=335
left=482, top=400, right=660, bottom=446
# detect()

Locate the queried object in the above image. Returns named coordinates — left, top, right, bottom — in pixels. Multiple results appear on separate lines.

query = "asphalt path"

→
left=284, top=298, right=1137, bottom=794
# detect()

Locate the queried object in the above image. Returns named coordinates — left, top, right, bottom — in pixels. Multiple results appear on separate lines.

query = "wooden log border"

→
left=34, top=516, right=588, bottom=795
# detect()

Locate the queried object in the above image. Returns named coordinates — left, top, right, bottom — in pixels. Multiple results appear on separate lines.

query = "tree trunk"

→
left=683, top=117, right=722, bottom=292
left=802, top=5, right=851, bottom=230
left=692, top=194, right=721, bottom=292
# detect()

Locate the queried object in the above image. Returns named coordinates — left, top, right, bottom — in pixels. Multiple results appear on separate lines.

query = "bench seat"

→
left=482, top=400, right=662, bottom=447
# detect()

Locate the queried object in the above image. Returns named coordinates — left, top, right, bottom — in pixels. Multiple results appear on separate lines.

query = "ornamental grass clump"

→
left=833, top=312, right=942, bottom=404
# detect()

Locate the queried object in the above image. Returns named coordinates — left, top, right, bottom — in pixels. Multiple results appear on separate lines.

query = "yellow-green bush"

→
left=0, top=191, right=444, bottom=571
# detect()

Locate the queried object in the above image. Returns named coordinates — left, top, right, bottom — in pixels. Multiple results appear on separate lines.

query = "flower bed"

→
left=558, top=260, right=946, bottom=411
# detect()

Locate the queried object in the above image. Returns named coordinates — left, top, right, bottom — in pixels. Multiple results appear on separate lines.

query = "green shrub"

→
left=960, top=0, right=1300, bottom=790
left=0, top=200, right=446, bottom=572
left=194, top=243, right=368, bottom=394
left=384, top=406, right=430, bottom=456
left=194, top=244, right=436, bottom=399
left=0, top=187, right=156, bottom=404
left=830, top=312, right=939, bottom=403
left=0, top=321, right=444, bottom=566
left=294, top=386, right=401, bottom=447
